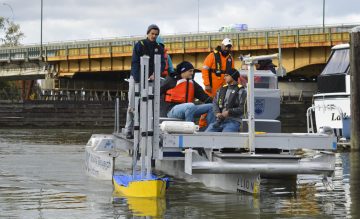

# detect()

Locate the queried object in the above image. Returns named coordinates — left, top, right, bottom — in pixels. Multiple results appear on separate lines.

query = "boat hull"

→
left=85, top=146, right=114, bottom=180
left=313, top=93, right=351, bottom=138
left=113, top=176, right=167, bottom=198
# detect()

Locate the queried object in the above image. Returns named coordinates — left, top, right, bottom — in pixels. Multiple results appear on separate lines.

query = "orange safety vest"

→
left=202, top=47, right=234, bottom=97
left=165, top=79, right=195, bottom=103
left=198, top=113, right=208, bottom=129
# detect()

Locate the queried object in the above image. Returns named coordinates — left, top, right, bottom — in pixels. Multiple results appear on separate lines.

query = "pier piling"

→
left=350, top=27, right=360, bottom=149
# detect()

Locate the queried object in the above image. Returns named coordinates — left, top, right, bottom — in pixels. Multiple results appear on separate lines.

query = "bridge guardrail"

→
left=0, top=24, right=355, bottom=62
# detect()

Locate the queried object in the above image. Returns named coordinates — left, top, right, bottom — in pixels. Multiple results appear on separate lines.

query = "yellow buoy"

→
left=113, top=174, right=168, bottom=198
left=127, top=197, right=166, bottom=217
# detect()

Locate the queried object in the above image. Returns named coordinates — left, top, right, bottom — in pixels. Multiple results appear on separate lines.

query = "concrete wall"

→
left=0, top=100, right=127, bottom=128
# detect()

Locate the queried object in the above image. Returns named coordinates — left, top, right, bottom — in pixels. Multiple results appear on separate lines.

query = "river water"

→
left=0, top=128, right=359, bottom=218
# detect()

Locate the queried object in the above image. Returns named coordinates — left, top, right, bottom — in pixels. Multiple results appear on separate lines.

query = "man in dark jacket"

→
left=130, top=24, right=165, bottom=82
left=161, top=61, right=215, bottom=125
left=125, top=24, right=166, bottom=139
left=206, top=69, right=247, bottom=132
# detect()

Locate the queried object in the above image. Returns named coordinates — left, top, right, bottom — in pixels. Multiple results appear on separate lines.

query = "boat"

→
left=113, top=196, right=166, bottom=217
left=113, top=174, right=168, bottom=198
left=85, top=134, right=117, bottom=180
left=86, top=53, right=337, bottom=195
left=307, top=44, right=351, bottom=143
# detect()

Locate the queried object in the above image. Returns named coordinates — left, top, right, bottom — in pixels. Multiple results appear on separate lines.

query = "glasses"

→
left=225, top=45, right=232, bottom=49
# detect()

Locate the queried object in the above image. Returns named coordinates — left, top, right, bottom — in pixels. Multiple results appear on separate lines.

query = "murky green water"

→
left=0, top=129, right=359, bottom=218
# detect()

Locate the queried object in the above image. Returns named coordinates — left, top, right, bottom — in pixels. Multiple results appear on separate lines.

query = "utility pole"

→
left=322, top=0, right=325, bottom=33
left=350, top=26, right=360, bottom=217
left=350, top=26, right=360, bottom=149
left=40, top=0, right=43, bottom=58
left=197, top=0, right=200, bottom=33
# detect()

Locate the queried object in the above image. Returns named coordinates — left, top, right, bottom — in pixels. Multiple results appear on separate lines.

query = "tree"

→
left=0, top=16, right=25, bottom=100
left=0, top=16, right=24, bottom=47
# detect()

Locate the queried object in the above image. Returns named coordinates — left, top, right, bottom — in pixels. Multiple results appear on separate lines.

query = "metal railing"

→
left=0, top=23, right=356, bottom=63
left=306, top=104, right=344, bottom=134
left=39, top=89, right=127, bottom=101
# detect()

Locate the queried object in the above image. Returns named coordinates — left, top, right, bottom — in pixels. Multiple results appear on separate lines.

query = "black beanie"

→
left=147, top=24, right=160, bottom=34
left=228, top=69, right=240, bottom=81
left=175, top=61, right=201, bottom=76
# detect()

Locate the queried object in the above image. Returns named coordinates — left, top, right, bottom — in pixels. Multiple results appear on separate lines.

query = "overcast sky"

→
left=1, top=0, right=360, bottom=45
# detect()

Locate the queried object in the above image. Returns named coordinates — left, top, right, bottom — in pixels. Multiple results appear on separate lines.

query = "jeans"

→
left=124, top=76, right=135, bottom=133
left=205, top=118, right=241, bottom=132
left=167, top=103, right=215, bottom=125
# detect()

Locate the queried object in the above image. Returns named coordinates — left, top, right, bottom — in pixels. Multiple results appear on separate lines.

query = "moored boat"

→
left=308, top=44, right=352, bottom=143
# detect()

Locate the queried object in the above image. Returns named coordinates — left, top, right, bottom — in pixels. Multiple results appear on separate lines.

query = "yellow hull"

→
left=113, top=178, right=166, bottom=198
left=126, top=197, right=166, bottom=217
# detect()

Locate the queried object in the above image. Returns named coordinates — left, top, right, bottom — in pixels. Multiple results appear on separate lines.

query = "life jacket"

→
left=198, top=113, right=208, bottom=129
left=162, top=52, right=169, bottom=77
left=165, top=79, right=195, bottom=103
left=208, top=46, right=233, bottom=87
left=139, top=39, right=162, bottom=73
left=217, top=84, right=244, bottom=111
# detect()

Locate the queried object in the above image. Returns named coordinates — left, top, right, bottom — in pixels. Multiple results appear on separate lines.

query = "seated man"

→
left=206, top=69, right=247, bottom=132
left=160, top=61, right=215, bottom=126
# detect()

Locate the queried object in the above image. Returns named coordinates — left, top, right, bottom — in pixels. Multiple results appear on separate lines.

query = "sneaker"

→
left=126, top=132, right=134, bottom=139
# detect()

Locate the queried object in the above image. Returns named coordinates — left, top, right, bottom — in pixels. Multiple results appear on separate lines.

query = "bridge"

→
left=0, top=24, right=354, bottom=93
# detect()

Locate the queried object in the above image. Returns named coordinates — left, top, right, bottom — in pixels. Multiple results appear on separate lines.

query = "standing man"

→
left=161, top=61, right=215, bottom=126
left=125, top=24, right=165, bottom=139
left=202, top=38, right=235, bottom=97
left=206, top=69, right=247, bottom=132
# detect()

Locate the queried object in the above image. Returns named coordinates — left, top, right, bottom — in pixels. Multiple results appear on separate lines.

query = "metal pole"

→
left=146, top=82, right=153, bottom=179
left=132, top=82, right=140, bottom=178
left=277, top=32, right=283, bottom=77
left=197, top=0, right=199, bottom=33
left=114, top=97, right=119, bottom=133
left=247, top=63, right=255, bottom=154
left=139, top=56, right=150, bottom=179
left=153, top=55, right=161, bottom=159
left=2, top=3, right=14, bottom=21
left=40, top=0, right=43, bottom=58
left=350, top=26, right=360, bottom=149
left=322, top=0, right=325, bottom=33
left=114, top=98, right=116, bottom=132
left=243, top=54, right=279, bottom=154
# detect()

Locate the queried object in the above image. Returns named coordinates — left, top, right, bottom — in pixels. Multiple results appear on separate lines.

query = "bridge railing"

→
left=0, top=24, right=355, bottom=63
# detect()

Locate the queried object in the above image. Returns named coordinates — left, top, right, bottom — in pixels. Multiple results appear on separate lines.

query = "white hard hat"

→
left=222, top=38, right=232, bottom=46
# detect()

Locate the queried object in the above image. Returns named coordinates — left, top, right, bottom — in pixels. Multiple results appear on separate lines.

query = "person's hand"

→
left=148, top=74, right=155, bottom=80
left=216, top=113, right=224, bottom=119
left=205, top=85, right=212, bottom=93
left=221, top=110, right=229, bottom=118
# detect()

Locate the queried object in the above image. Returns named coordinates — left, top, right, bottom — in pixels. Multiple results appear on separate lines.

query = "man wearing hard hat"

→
left=201, top=38, right=235, bottom=97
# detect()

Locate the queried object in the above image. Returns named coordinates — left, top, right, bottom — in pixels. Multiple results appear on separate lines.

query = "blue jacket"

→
left=167, top=54, right=175, bottom=74
left=156, top=36, right=174, bottom=75
left=130, top=39, right=165, bottom=82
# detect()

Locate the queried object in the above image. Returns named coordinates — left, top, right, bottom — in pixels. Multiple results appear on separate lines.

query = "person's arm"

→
left=228, top=88, right=247, bottom=118
left=212, top=90, right=221, bottom=116
left=201, top=53, right=214, bottom=92
left=160, top=47, right=166, bottom=74
left=194, top=82, right=212, bottom=103
left=130, top=42, right=141, bottom=82
left=160, top=76, right=175, bottom=95
left=167, top=55, right=174, bottom=74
